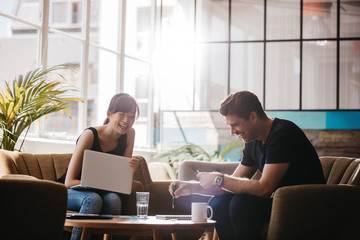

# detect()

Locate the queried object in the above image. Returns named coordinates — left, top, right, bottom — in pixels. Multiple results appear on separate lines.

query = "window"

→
left=53, top=2, right=67, bottom=24
left=72, top=2, right=82, bottom=24
left=0, top=0, right=359, bottom=150
left=156, top=0, right=360, bottom=111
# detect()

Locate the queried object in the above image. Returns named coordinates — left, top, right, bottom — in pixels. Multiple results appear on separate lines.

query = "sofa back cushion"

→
left=178, top=156, right=360, bottom=186
left=0, top=150, right=72, bottom=181
left=319, top=156, right=360, bottom=185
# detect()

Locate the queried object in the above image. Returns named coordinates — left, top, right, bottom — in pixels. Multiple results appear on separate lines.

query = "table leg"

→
left=153, top=229, right=163, bottom=240
left=103, top=234, right=112, bottom=240
left=153, top=229, right=162, bottom=240
left=205, top=232, right=213, bottom=240
left=80, top=227, right=92, bottom=240
left=171, top=233, right=178, bottom=240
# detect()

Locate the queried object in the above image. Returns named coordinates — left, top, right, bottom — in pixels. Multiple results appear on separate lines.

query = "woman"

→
left=58, top=93, right=139, bottom=240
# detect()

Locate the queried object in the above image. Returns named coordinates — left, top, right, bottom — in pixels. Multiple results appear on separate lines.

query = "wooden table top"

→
left=65, top=215, right=216, bottom=230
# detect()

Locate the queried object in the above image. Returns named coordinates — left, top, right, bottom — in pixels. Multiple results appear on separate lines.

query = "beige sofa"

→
left=2, top=149, right=359, bottom=239
left=178, top=156, right=360, bottom=240
left=0, top=149, right=146, bottom=215
left=0, top=149, right=196, bottom=216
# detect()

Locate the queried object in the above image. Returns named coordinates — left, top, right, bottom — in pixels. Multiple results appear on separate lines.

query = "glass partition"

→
left=230, top=42, right=264, bottom=103
left=302, top=41, right=337, bottom=109
left=340, top=40, right=360, bottom=109
left=267, top=0, right=300, bottom=40
left=266, top=42, right=300, bottom=109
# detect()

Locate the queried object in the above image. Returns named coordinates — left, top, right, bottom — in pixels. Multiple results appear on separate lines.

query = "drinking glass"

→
left=136, top=192, right=149, bottom=218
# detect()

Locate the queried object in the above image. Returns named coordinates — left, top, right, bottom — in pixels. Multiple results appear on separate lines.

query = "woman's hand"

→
left=129, top=158, right=139, bottom=172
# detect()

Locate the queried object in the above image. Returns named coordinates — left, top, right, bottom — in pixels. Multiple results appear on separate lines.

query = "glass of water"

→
left=136, top=192, right=149, bottom=218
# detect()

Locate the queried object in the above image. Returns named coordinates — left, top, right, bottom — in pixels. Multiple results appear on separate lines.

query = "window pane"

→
left=303, top=0, right=337, bottom=39
left=161, top=0, right=195, bottom=44
left=267, top=0, right=300, bottom=40
left=46, top=34, right=82, bottom=137
left=196, top=0, right=229, bottom=42
left=51, top=2, right=68, bottom=24
left=266, top=42, right=300, bottom=109
left=230, top=43, right=264, bottom=103
left=157, top=43, right=195, bottom=110
left=91, top=0, right=120, bottom=50
left=90, top=0, right=99, bottom=42
left=340, top=0, right=360, bottom=38
left=302, top=41, right=337, bottom=109
left=340, top=40, right=360, bottom=109
left=0, top=0, right=18, bottom=16
left=50, top=0, right=83, bottom=35
left=95, top=49, right=118, bottom=125
left=231, top=0, right=264, bottom=41
left=195, top=43, right=228, bottom=110
left=72, top=2, right=82, bottom=24
left=124, top=58, right=151, bottom=147
left=8, top=0, right=40, bottom=25
left=125, top=0, right=152, bottom=61
left=0, top=18, right=38, bottom=83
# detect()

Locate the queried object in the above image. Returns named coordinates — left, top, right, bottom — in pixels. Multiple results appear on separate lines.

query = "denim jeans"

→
left=67, top=189, right=122, bottom=240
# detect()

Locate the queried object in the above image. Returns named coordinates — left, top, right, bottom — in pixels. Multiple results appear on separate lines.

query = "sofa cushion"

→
left=319, top=156, right=360, bottom=184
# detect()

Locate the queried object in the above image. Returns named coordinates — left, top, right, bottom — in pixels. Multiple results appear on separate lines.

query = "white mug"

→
left=191, top=202, right=213, bottom=222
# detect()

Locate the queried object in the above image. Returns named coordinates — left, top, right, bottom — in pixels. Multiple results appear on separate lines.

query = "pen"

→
left=172, top=184, right=176, bottom=209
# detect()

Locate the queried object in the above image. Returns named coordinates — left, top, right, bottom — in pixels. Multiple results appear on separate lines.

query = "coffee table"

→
left=64, top=215, right=216, bottom=240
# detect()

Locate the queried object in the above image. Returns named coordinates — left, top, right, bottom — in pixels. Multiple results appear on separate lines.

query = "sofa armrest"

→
left=178, top=160, right=238, bottom=181
left=268, top=184, right=360, bottom=240
left=0, top=174, right=38, bottom=180
left=0, top=178, right=68, bottom=239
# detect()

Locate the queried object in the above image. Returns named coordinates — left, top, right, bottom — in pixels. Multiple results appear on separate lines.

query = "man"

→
left=169, top=91, right=325, bottom=240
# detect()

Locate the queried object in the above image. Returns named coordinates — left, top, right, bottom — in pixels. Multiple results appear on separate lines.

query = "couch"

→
left=2, top=149, right=359, bottom=239
left=178, top=156, right=360, bottom=240
left=0, top=149, right=208, bottom=240
left=0, top=150, right=145, bottom=215
left=0, top=149, right=200, bottom=215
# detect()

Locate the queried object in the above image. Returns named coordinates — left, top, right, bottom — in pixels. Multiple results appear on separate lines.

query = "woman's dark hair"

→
left=103, top=93, right=140, bottom=125
left=219, top=91, right=267, bottom=120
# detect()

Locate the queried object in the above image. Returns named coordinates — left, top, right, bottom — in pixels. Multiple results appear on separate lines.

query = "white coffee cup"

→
left=191, top=202, right=213, bottom=222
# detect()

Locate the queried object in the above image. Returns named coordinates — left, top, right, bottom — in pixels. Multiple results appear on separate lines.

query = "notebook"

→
left=66, top=213, right=113, bottom=219
left=71, top=149, right=133, bottom=194
left=155, top=215, right=192, bottom=220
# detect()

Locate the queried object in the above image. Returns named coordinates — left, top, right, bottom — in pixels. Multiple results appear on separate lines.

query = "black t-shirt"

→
left=56, top=127, right=127, bottom=183
left=241, top=118, right=325, bottom=189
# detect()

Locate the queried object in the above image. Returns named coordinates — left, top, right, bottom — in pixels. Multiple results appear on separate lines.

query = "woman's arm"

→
left=123, top=127, right=138, bottom=171
left=123, top=127, right=135, bottom=158
left=64, top=130, right=94, bottom=188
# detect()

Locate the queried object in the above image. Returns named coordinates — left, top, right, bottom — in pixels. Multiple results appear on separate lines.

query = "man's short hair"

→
left=219, top=91, right=267, bottom=120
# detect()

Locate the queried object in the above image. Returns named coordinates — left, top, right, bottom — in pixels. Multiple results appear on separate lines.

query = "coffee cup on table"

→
left=191, top=202, right=213, bottom=222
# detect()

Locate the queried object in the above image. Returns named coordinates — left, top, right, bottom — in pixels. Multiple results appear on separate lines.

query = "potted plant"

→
left=0, top=64, right=83, bottom=151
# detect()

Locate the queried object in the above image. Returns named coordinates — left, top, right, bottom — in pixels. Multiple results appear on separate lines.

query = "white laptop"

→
left=71, top=149, right=133, bottom=194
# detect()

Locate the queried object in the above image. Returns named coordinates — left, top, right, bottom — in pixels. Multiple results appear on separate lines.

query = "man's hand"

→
left=169, top=181, right=198, bottom=198
left=197, top=172, right=222, bottom=189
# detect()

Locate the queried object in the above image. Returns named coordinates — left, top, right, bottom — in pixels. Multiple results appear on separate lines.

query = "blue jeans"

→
left=67, top=189, right=122, bottom=240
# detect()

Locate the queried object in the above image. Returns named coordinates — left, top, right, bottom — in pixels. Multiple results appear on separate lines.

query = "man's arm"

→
left=198, top=163, right=289, bottom=198
left=169, top=163, right=254, bottom=197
